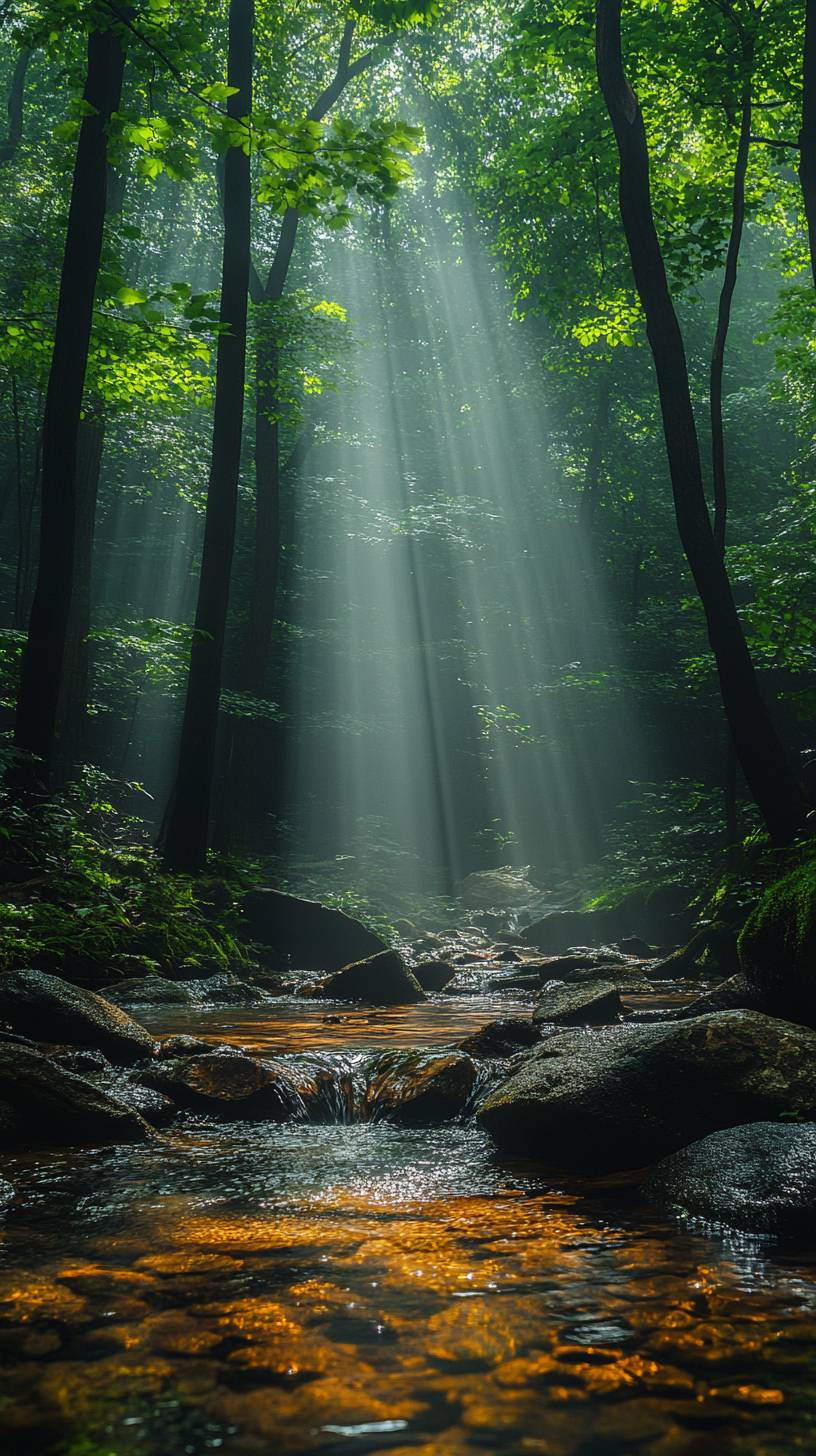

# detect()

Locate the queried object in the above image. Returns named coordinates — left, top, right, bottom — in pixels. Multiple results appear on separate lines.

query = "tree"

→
left=9, top=13, right=128, bottom=791
left=161, top=0, right=254, bottom=872
left=801, top=0, right=816, bottom=284
left=595, top=0, right=809, bottom=845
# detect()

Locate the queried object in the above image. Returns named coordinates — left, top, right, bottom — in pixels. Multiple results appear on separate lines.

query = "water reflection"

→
left=1, top=1115, right=816, bottom=1455
left=138, top=994, right=537, bottom=1053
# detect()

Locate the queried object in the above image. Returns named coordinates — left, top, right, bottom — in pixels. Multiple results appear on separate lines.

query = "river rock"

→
left=241, top=887, right=387, bottom=971
left=0, top=1042, right=153, bottom=1148
left=521, top=885, right=691, bottom=954
left=102, top=973, right=270, bottom=1009
left=461, top=870, right=541, bottom=909
left=302, top=949, right=425, bottom=1005
left=0, top=969, right=155, bottom=1065
left=458, top=1018, right=542, bottom=1058
left=533, top=980, right=623, bottom=1027
left=140, top=1049, right=305, bottom=1118
left=0, top=1178, right=13, bottom=1212
left=477, top=1010, right=816, bottom=1171
left=643, top=1121, right=816, bottom=1236
left=365, top=1049, right=478, bottom=1122
left=413, top=960, right=457, bottom=992
left=739, top=863, right=816, bottom=1023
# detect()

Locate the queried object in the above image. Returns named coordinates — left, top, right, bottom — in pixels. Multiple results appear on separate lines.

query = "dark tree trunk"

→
left=54, top=412, right=106, bottom=783
left=710, top=56, right=752, bottom=554
left=0, top=47, right=31, bottom=165
left=595, top=0, right=808, bottom=845
left=801, top=0, right=816, bottom=285
left=162, top=0, right=254, bottom=872
left=10, top=22, right=126, bottom=791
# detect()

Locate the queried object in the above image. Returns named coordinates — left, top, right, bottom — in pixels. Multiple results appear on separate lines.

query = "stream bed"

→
left=2, top=995, right=816, bottom=1455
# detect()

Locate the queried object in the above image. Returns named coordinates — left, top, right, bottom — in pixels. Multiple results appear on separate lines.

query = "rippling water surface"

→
left=2, top=998, right=816, bottom=1455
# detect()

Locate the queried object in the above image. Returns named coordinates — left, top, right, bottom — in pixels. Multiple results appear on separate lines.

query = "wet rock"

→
left=678, top=973, right=768, bottom=1018
left=413, top=960, right=457, bottom=993
left=461, top=869, right=541, bottom=909
left=0, top=1178, right=13, bottom=1212
left=140, top=1049, right=304, bottom=1119
left=643, top=1121, right=816, bottom=1236
left=0, top=969, right=154, bottom=1065
left=241, top=887, right=387, bottom=972
left=458, top=1018, right=541, bottom=1058
left=617, top=936, right=655, bottom=958
left=365, top=1049, right=478, bottom=1122
left=102, top=973, right=270, bottom=1009
left=302, top=949, right=425, bottom=1005
left=477, top=1010, right=816, bottom=1171
left=156, top=1034, right=220, bottom=1059
left=50, top=1048, right=111, bottom=1075
left=739, top=863, right=816, bottom=1023
left=533, top=980, right=623, bottom=1027
left=0, top=1042, right=153, bottom=1148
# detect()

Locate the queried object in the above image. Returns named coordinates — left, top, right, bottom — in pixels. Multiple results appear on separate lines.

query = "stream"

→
left=2, top=994, right=816, bottom=1455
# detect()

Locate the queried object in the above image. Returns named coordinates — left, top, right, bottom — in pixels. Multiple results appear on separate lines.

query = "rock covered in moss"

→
left=103, top=973, right=270, bottom=1009
left=532, top=979, right=623, bottom=1027
left=477, top=1010, right=816, bottom=1171
left=643, top=1121, right=816, bottom=1236
left=0, top=969, right=155, bottom=1064
left=302, top=949, right=425, bottom=1005
left=365, top=1049, right=478, bottom=1122
left=739, top=861, right=816, bottom=1021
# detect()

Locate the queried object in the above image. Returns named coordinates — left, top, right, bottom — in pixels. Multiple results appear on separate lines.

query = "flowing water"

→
left=2, top=997, right=816, bottom=1456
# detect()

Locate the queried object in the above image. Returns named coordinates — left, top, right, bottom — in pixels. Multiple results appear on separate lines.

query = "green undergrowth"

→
left=0, top=773, right=259, bottom=983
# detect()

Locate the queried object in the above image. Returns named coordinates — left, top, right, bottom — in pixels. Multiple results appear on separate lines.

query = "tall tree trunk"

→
left=595, top=0, right=808, bottom=845
left=9, top=21, right=127, bottom=792
left=800, top=0, right=816, bottom=285
left=0, top=46, right=31, bottom=166
left=54, top=412, right=106, bottom=783
left=162, top=0, right=254, bottom=872
left=710, top=53, right=752, bottom=553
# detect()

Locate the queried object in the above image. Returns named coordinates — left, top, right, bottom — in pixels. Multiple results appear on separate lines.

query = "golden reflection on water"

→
left=0, top=1177, right=813, bottom=1456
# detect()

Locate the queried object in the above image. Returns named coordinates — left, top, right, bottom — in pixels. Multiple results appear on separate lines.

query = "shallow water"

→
left=137, top=994, right=537, bottom=1053
left=2, top=1000, right=816, bottom=1455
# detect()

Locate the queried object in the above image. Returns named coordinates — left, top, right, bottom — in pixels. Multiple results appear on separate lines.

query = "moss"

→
left=739, top=859, right=816, bottom=1007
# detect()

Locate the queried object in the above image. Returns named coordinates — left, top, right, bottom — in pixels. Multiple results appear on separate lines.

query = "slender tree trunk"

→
left=711, top=58, right=752, bottom=554
left=162, top=0, right=254, bottom=872
left=595, top=0, right=808, bottom=845
left=800, top=0, right=816, bottom=285
left=0, top=47, right=31, bottom=166
left=54, top=412, right=106, bottom=782
left=9, top=21, right=127, bottom=792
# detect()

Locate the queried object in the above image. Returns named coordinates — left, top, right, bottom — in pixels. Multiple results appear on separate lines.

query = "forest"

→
left=1, top=0, right=816, bottom=1452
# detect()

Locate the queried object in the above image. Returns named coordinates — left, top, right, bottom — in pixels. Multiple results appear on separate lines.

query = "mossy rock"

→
left=739, top=861, right=816, bottom=1021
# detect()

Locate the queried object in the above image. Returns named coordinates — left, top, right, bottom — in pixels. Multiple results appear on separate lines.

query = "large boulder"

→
left=477, top=1010, right=816, bottom=1171
left=461, top=869, right=541, bottom=909
left=521, top=884, right=691, bottom=955
left=739, top=862, right=816, bottom=1022
left=0, top=1042, right=153, bottom=1148
left=241, top=888, right=387, bottom=972
left=532, top=980, right=623, bottom=1027
left=0, top=969, right=154, bottom=1065
left=643, top=1122, right=816, bottom=1237
left=140, top=1049, right=305, bottom=1119
left=365, top=1049, right=478, bottom=1123
left=302, top=950, right=425, bottom=1005
left=103, top=973, right=270, bottom=1009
